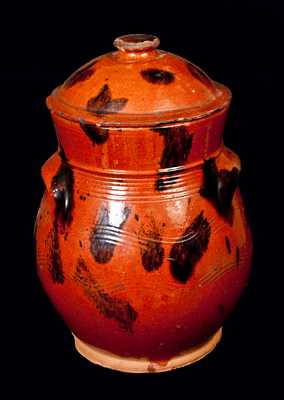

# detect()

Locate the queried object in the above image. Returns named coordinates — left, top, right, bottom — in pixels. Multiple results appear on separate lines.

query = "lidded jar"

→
left=35, top=34, right=252, bottom=373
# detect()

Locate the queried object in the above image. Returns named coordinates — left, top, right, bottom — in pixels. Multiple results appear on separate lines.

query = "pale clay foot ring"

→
left=73, top=327, right=222, bottom=373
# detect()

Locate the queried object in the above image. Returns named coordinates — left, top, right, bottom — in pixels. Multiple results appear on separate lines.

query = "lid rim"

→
left=47, top=83, right=231, bottom=128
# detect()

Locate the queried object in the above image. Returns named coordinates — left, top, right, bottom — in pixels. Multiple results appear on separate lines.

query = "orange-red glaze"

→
left=35, top=35, right=252, bottom=361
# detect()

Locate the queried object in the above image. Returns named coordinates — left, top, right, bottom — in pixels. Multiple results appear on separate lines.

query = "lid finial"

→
left=113, top=34, right=160, bottom=52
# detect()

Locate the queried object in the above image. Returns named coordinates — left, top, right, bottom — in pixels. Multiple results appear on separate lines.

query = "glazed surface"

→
left=35, top=108, right=252, bottom=361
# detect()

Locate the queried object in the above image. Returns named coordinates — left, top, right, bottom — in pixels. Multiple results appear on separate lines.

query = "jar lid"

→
left=47, top=34, right=231, bottom=127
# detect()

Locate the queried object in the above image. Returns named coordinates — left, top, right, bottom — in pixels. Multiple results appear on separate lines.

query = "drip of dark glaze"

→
left=153, top=126, right=192, bottom=191
left=64, top=61, right=96, bottom=88
left=141, top=68, right=175, bottom=84
left=90, top=206, right=131, bottom=264
left=134, top=214, right=139, bottom=221
left=87, top=84, right=128, bottom=114
left=80, top=121, right=109, bottom=145
left=139, top=222, right=164, bottom=272
left=200, top=157, right=239, bottom=225
left=225, top=236, right=231, bottom=254
left=48, top=151, right=74, bottom=284
left=51, top=156, right=74, bottom=230
left=74, top=258, right=137, bottom=333
left=48, top=227, right=64, bottom=284
left=236, top=247, right=240, bottom=266
left=170, top=211, right=211, bottom=283
left=147, top=364, right=156, bottom=373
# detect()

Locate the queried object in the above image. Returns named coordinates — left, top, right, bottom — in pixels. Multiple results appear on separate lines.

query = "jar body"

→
left=35, top=108, right=252, bottom=363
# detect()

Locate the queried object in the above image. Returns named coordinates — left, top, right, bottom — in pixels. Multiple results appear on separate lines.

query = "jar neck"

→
left=51, top=107, right=228, bottom=174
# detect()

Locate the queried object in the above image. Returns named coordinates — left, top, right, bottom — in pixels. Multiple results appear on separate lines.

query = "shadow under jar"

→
left=35, top=34, right=253, bottom=373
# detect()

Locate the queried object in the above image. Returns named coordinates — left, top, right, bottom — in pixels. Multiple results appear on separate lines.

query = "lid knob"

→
left=113, top=34, right=160, bottom=52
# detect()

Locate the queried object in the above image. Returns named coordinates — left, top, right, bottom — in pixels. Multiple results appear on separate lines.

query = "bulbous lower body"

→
left=35, top=148, right=252, bottom=370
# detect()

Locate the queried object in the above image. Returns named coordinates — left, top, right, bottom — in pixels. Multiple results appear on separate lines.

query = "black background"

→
left=2, top=1, right=280, bottom=396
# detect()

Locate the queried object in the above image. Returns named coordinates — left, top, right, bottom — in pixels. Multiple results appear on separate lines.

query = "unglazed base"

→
left=73, top=327, right=222, bottom=373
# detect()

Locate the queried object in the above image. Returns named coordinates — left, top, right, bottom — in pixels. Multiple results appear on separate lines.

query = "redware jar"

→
left=35, top=34, right=252, bottom=373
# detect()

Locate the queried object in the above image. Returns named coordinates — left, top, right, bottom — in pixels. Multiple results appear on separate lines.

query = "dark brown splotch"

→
left=200, top=157, right=239, bottom=225
left=79, top=121, right=109, bottom=145
left=157, top=126, right=193, bottom=168
left=87, top=84, right=128, bottom=115
left=170, top=211, right=211, bottom=283
left=64, top=61, right=96, bottom=88
left=236, top=246, right=240, bottom=266
left=141, top=68, right=175, bottom=84
left=79, top=240, right=83, bottom=248
left=153, top=126, right=192, bottom=191
left=139, top=221, right=164, bottom=272
left=225, top=236, right=231, bottom=254
left=90, top=206, right=131, bottom=264
left=134, top=214, right=139, bottom=221
left=74, top=258, right=137, bottom=333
